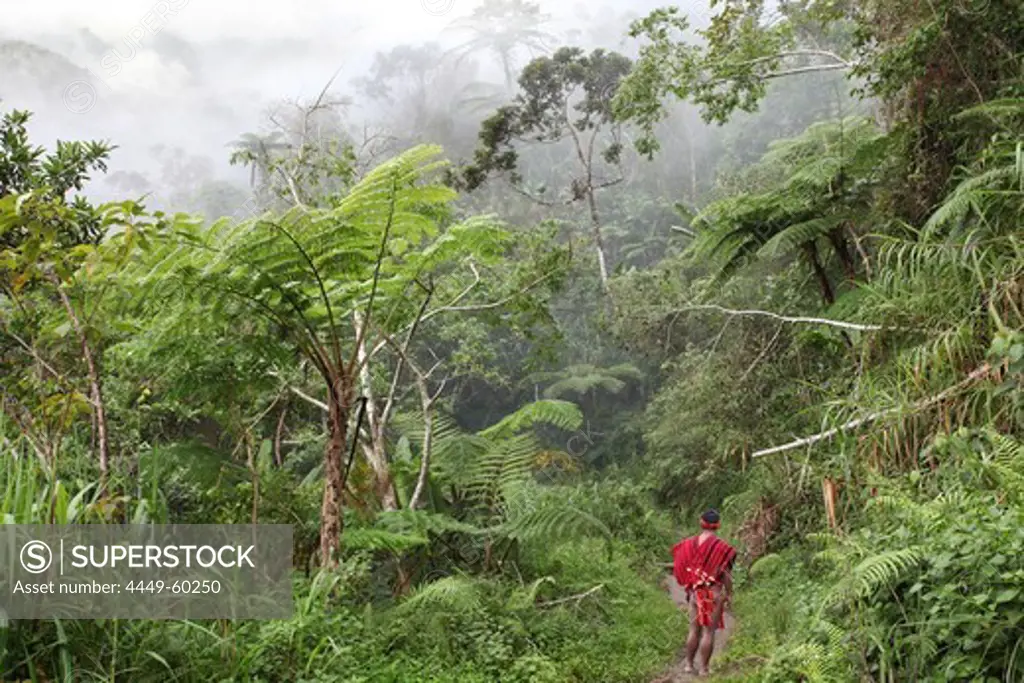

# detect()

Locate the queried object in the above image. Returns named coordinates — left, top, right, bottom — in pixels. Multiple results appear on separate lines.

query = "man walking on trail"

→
left=672, top=509, right=737, bottom=677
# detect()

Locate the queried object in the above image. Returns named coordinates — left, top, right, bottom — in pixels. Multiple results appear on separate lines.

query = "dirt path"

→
left=650, top=613, right=736, bottom=683
left=652, top=578, right=737, bottom=683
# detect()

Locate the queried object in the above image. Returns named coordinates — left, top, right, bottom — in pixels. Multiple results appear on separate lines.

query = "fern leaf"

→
left=478, top=400, right=583, bottom=439
left=398, top=576, right=482, bottom=615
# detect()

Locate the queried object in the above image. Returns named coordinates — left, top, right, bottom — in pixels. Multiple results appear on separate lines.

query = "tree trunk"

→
left=684, top=118, right=698, bottom=204
left=408, top=373, right=435, bottom=510
left=360, top=440, right=398, bottom=509
left=273, top=400, right=287, bottom=467
left=353, top=311, right=398, bottom=510
left=586, top=187, right=610, bottom=289
left=394, top=559, right=414, bottom=596
left=319, top=377, right=350, bottom=568
left=826, top=227, right=857, bottom=281
left=802, top=242, right=835, bottom=306
left=246, top=434, right=260, bottom=525
left=54, top=280, right=109, bottom=482
left=822, top=477, right=838, bottom=530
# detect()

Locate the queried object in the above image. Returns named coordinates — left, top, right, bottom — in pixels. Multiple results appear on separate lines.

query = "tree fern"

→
left=505, top=576, right=556, bottom=611
left=543, top=375, right=625, bottom=398
left=756, top=215, right=843, bottom=259
left=397, top=575, right=483, bottom=615
left=114, top=143, right=522, bottom=561
left=529, top=363, right=644, bottom=401
left=342, top=528, right=430, bottom=553
left=497, top=499, right=612, bottom=544
left=477, top=399, right=582, bottom=439
left=463, top=432, right=546, bottom=512
left=827, top=546, right=924, bottom=606
left=690, top=117, right=885, bottom=292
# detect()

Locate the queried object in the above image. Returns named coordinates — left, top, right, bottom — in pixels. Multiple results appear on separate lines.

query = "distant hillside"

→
left=0, top=39, right=92, bottom=99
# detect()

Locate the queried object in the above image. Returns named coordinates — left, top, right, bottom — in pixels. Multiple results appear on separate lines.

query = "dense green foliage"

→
left=1, top=0, right=1022, bottom=680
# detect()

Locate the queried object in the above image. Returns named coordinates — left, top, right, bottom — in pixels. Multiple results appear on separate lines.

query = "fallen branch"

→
left=762, top=63, right=852, bottom=80
left=537, top=583, right=605, bottom=608
left=751, top=364, right=992, bottom=458
left=671, top=304, right=888, bottom=332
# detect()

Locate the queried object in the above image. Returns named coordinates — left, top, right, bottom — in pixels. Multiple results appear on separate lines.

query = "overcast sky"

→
left=1, top=0, right=707, bottom=201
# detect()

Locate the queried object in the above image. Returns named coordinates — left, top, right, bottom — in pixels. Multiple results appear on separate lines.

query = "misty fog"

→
left=1, top=1, right=679, bottom=206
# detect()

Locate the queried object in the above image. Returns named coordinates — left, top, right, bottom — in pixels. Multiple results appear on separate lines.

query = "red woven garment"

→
left=671, top=535, right=736, bottom=628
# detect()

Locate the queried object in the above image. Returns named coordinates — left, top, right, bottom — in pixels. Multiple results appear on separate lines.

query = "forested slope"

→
left=0, top=0, right=1022, bottom=681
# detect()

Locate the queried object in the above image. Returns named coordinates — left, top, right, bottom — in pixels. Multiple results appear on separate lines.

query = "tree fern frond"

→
left=497, top=500, right=612, bottom=543
left=478, top=400, right=583, bottom=439
left=951, top=98, right=1024, bottom=123
left=373, top=508, right=482, bottom=537
left=605, top=363, right=645, bottom=381
left=506, top=576, right=556, bottom=610
left=462, top=433, right=543, bottom=509
left=342, top=528, right=429, bottom=553
left=828, top=546, right=924, bottom=606
left=757, top=216, right=838, bottom=259
left=923, top=167, right=1018, bottom=235
left=543, top=376, right=625, bottom=398
left=398, top=575, right=482, bottom=615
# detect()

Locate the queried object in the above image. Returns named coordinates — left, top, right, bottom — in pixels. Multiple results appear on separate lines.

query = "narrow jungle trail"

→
left=650, top=614, right=737, bottom=683
left=651, top=577, right=740, bottom=683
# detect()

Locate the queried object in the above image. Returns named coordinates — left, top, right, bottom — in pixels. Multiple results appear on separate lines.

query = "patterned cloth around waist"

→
left=692, top=586, right=724, bottom=629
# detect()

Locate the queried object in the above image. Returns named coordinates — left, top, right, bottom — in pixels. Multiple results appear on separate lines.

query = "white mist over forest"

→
left=1, top=0, right=715, bottom=212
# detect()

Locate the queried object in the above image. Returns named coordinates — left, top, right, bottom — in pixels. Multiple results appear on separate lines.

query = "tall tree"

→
left=453, top=47, right=633, bottom=289
left=445, top=0, right=554, bottom=91
left=0, top=109, right=119, bottom=479
left=614, top=2, right=858, bottom=156
left=228, top=131, right=289, bottom=204
left=615, top=0, right=1018, bottom=219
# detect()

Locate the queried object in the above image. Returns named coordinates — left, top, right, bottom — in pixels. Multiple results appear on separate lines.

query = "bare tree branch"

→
left=537, top=583, right=605, bottom=607
left=761, top=63, right=852, bottom=80
left=436, top=269, right=559, bottom=314
left=751, top=364, right=992, bottom=458
left=669, top=304, right=889, bottom=332
left=286, top=385, right=329, bottom=412
left=508, top=181, right=567, bottom=207
left=670, top=225, right=697, bottom=238
left=722, top=50, right=854, bottom=70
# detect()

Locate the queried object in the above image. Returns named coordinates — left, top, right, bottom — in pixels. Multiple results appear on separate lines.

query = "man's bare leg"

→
left=683, top=620, right=700, bottom=673
left=698, top=591, right=726, bottom=675
left=697, top=627, right=715, bottom=675
left=683, top=597, right=700, bottom=673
